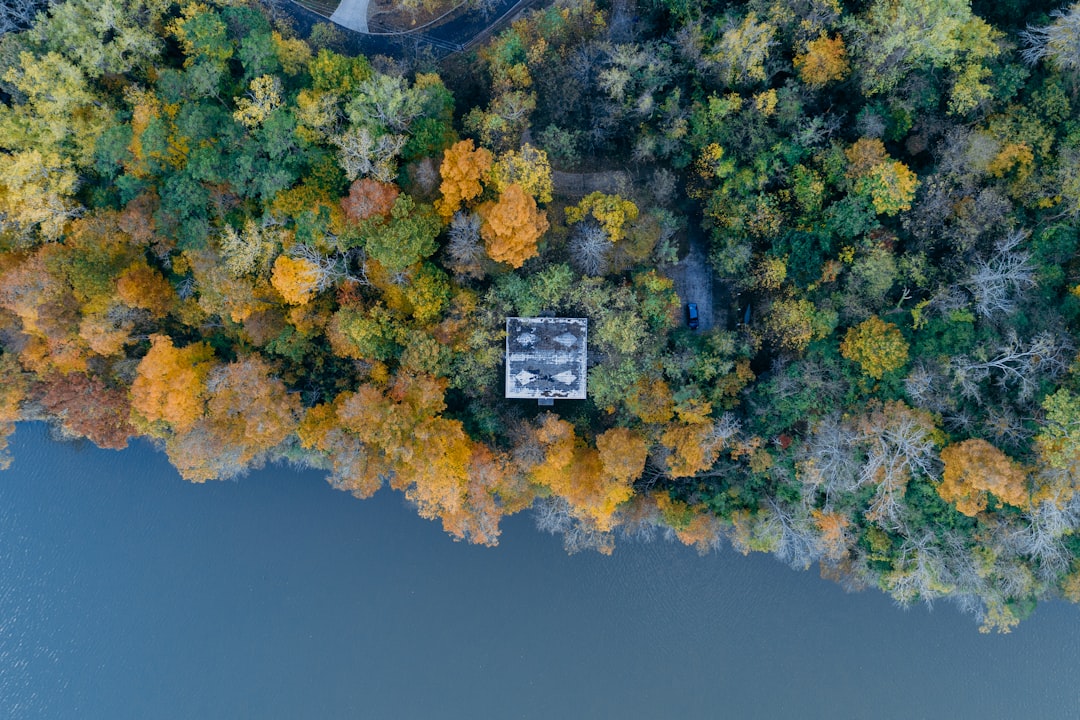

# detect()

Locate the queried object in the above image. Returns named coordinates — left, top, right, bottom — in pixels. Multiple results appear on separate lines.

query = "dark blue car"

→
left=686, top=303, right=699, bottom=330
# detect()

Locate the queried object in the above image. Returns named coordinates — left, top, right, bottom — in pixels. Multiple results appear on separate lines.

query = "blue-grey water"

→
left=2, top=422, right=1079, bottom=719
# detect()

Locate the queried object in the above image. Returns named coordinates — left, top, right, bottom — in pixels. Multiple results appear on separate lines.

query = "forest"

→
left=3, top=0, right=1080, bottom=632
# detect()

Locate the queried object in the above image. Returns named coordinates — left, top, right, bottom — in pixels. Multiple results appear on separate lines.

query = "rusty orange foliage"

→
left=794, top=34, right=850, bottom=87
left=116, top=261, right=177, bottom=318
left=40, top=372, right=134, bottom=450
left=341, top=178, right=400, bottom=223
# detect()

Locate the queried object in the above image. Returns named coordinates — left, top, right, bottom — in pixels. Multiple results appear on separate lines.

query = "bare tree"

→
left=0, top=0, right=47, bottom=37
left=446, top=211, right=485, bottom=278
left=798, top=414, right=860, bottom=506
left=854, top=403, right=939, bottom=530
left=964, top=230, right=1036, bottom=318
left=1005, top=488, right=1080, bottom=580
left=569, top=220, right=612, bottom=276
left=883, top=534, right=951, bottom=607
left=290, top=243, right=368, bottom=289
left=331, top=126, right=406, bottom=183
left=950, top=331, right=1072, bottom=402
left=533, top=497, right=615, bottom=554
left=763, top=497, right=823, bottom=570
left=1022, top=3, right=1080, bottom=70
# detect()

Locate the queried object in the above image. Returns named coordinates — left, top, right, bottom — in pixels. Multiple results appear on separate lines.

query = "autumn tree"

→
left=116, top=261, right=176, bottom=318
left=271, top=255, right=321, bottom=305
left=596, top=427, right=648, bottom=485
left=435, top=139, right=492, bottom=219
left=845, top=139, right=917, bottom=216
left=129, top=334, right=215, bottom=435
left=840, top=315, right=909, bottom=379
left=40, top=372, right=134, bottom=450
left=794, top=34, right=850, bottom=87
left=564, top=192, right=639, bottom=243
left=938, top=439, right=1029, bottom=516
left=527, top=414, right=635, bottom=532
left=488, top=144, right=552, bottom=204
left=341, top=179, right=399, bottom=223
left=477, top=184, right=549, bottom=268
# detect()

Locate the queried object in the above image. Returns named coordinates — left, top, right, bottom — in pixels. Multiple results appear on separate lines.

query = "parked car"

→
left=686, top=302, right=699, bottom=330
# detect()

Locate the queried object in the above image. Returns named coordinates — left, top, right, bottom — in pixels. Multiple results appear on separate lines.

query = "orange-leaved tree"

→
left=165, top=356, right=302, bottom=482
left=477, top=184, right=549, bottom=268
left=435, top=139, right=493, bottom=219
left=794, top=34, right=850, bottom=87
left=130, top=334, right=215, bottom=435
left=938, top=439, right=1029, bottom=516
left=40, top=372, right=135, bottom=450
left=341, top=178, right=400, bottom=223
left=527, top=415, right=638, bottom=532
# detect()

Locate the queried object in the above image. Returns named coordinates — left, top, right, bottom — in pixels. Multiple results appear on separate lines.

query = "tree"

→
left=271, top=255, right=321, bottom=305
left=116, top=260, right=176, bottom=318
left=1, top=0, right=47, bottom=36
left=331, top=126, right=406, bottom=183
left=488, top=144, right=552, bottom=204
left=362, top=194, right=441, bottom=274
left=949, top=331, right=1071, bottom=403
left=129, top=334, right=215, bottom=434
left=40, top=372, right=134, bottom=449
left=1035, top=389, right=1080, bottom=479
left=166, top=355, right=302, bottom=482
left=527, top=414, right=635, bottom=532
left=850, top=0, right=1000, bottom=98
left=445, top=211, right=485, bottom=278
left=0, top=354, right=29, bottom=470
left=0, top=150, right=81, bottom=241
left=564, top=191, right=639, bottom=243
left=341, top=179, right=399, bottom=223
left=853, top=401, right=939, bottom=528
left=435, top=139, right=492, bottom=220
left=845, top=139, right=917, bottom=216
left=1021, top=3, right=1080, bottom=73
left=661, top=417, right=733, bottom=478
left=710, top=12, right=777, bottom=86
left=596, top=427, right=648, bottom=483
left=569, top=220, right=612, bottom=276
left=233, top=74, right=282, bottom=128
left=840, top=315, right=909, bottom=379
left=477, top=184, right=549, bottom=268
left=794, top=34, right=850, bottom=87
left=939, top=439, right=1029, bottom=516
left=963, top=230, right=1035, bottom=319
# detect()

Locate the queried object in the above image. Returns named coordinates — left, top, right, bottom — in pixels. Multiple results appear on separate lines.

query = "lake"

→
left=2, top=422, right=1079, bottom=719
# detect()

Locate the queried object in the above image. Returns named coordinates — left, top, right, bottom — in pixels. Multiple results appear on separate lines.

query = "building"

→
left=505, top=317, right=587, bottom=405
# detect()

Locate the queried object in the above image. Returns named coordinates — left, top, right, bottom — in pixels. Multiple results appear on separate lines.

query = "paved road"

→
left=665, top=231, right=725, bottom=332
left=329, top=0, right=369, bottom=32
left=284, top=0, right=537, bottom=56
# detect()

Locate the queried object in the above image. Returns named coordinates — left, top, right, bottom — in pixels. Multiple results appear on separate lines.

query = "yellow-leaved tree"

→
left=794, top=34, right=850, bottom=87
left=271, top=255, right=321, bottom=305
left=840, top=315, right=909, bottom=379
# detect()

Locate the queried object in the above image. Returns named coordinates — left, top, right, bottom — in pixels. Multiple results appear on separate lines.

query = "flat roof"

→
left=505, top=317, right=587, bottom=400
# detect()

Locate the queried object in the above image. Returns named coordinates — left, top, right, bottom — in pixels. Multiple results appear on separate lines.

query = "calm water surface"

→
left=2, top=423, right=1079, bottom=719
